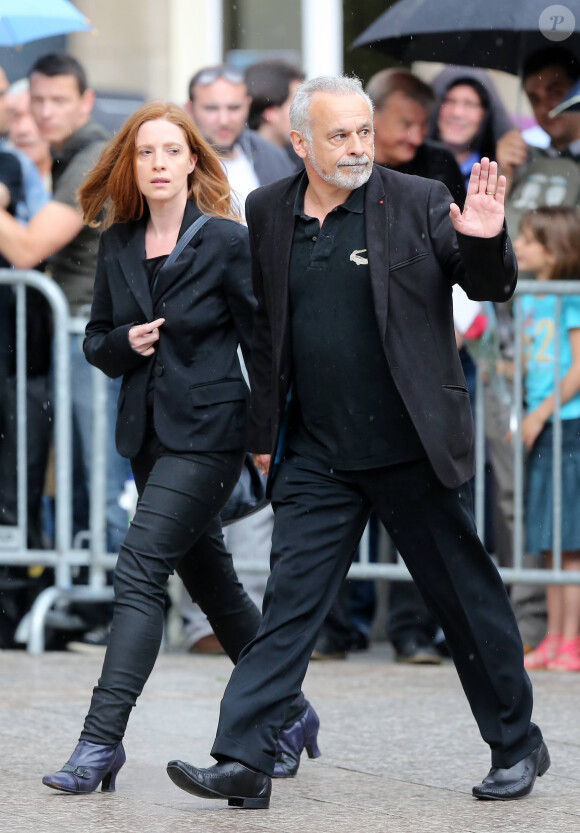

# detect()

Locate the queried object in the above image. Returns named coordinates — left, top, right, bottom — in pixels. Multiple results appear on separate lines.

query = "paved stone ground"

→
left=1, top=644, right=579, bottom=833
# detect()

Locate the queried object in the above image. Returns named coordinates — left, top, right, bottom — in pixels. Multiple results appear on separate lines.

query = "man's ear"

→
left=80, top=88, right=95, bottom=118
left=290, top=129, right=307, bottom=160
left=262, top=104, right=278, bottom=125
left=243, top=94, right=252, bottom=123
left=184, top=100, right=193, bottom=117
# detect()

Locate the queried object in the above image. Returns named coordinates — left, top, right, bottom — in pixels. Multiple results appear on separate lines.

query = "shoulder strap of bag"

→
left=160, top=214, right=211, bottom=273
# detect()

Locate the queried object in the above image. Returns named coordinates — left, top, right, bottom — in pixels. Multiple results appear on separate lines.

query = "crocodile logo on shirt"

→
left=350, top=248, right=368, bottom=266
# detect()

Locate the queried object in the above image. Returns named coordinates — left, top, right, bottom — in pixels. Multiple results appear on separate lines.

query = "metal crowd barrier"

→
left=1, top=271, right=580, bottom=655
left=0, top=270, right=116, bottom=655
left=495, top=279, right=580, bottom=586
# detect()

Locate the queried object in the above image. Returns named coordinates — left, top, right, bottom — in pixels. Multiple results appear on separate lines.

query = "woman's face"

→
left=437, top=84, right=485, bottom=149
left=135, top=118, right=196, bottom=205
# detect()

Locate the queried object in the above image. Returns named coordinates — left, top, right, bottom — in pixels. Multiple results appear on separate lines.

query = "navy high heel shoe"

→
left=273, top=703, right=321, bottom=778
left=42, top=740, right=126, bottom=794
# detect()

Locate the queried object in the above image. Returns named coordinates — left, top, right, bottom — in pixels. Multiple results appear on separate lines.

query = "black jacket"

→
left=246, top=165, right=517, bottom=493
left=394, top=139, right=466, bottom=208
left=84, top=201, right=255, bottom=459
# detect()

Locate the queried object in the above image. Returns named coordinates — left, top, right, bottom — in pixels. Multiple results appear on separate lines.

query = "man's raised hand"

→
left=449, top=157, right=506, bottom=239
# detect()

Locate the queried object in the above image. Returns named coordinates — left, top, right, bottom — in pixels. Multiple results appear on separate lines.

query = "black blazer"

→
left=84, top=200, right=255, bottom=459
left=246, top=165, right=517, bottom=493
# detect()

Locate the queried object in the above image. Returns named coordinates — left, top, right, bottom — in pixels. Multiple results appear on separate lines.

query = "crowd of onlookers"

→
left=1, top=44, right=580, bottom=670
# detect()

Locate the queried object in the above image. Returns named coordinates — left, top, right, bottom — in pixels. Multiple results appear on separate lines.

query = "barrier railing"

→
left=2, top=271, right=579, bottom=654
left=0, top=270, right=116, bottom=655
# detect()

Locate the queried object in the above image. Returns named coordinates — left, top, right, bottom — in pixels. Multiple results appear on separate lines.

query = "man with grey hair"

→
left=368, top=67, right=464, bottom=205
left=6, top=78, right=52, bottom=189
left=167, top=75, right=548, bottom=808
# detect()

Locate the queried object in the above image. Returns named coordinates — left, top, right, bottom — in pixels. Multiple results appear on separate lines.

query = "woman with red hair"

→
left=42, top=101, right=312, bottom=793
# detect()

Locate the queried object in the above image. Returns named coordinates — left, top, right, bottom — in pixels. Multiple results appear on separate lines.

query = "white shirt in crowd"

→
left=222, top=146, right=260, bottom=223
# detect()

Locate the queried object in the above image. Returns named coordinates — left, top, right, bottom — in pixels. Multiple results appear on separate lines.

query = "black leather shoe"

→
left=472, top=741, right=550, bottom=800
left=166, top=759, right=271, bottom=809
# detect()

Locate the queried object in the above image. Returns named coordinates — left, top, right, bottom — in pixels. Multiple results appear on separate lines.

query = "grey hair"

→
left=365, top=68, right=434, bottom=111
left=289, top=75, right=373, bottom=142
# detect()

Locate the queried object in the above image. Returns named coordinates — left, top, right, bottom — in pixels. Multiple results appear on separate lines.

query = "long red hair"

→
left=78, top=100, right=240, bottom=227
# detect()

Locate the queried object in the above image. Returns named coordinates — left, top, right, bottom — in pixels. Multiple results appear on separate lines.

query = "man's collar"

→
left=292, top=172, right=309, bottom=217
left=293, top=170, right=366, bottom=218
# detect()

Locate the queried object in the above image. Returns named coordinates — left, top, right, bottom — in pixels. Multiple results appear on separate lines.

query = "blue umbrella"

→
left=0, top=0, right=91, bottom=47
left=550, top=79, right=580, bottom=115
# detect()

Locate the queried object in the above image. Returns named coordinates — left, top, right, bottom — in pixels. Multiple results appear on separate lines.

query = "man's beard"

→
left=307, top=146, right=373, bottom=189
left=212, top=140, right=236, bottom=155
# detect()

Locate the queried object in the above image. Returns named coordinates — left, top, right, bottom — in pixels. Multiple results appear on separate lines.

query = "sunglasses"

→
left=193, top=66, right=245, bottom=87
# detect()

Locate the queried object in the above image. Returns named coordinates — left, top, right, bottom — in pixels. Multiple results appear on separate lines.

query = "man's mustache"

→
left=337, top=155, right=372, bottom=167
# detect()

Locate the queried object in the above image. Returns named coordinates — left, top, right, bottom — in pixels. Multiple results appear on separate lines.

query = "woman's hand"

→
left=128, top=318, right=165, bottom=356
left=252, top=453, right=271, bottom=476
left=449, top=158, right=506, bottom=238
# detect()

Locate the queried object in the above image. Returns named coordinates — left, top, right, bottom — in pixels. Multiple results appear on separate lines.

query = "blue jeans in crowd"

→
left=69, top=333, right=131, bottom=554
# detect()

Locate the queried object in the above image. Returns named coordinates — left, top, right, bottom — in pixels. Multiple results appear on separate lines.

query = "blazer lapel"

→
left=273, top=183, right=297, bottom=372
left=365, top=167, right=389, bottom=345
left=118, top=220, right=153, bottom=321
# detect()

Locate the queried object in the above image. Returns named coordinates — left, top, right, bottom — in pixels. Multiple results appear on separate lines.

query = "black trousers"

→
left=81, top=437, right=305, bottom=745
left=211, top=453, right=542, bottom=775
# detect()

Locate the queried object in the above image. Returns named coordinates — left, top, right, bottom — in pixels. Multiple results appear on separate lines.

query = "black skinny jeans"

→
left=80, top=436, right=263, bottom=745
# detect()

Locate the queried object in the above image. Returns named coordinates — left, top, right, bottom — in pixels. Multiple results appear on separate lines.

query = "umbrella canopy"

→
left=352, top=0, right=580, bottom=76
left=0, top=0, right=91, bottom=47
left=550, top=78, right=580, bottom=114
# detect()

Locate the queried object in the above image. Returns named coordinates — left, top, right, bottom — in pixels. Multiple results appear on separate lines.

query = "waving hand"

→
left=449, top=157, right=506, bottom=238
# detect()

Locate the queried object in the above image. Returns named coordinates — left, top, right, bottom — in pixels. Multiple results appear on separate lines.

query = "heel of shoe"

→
left=101, top=743, right=126, bottom=791
left=305, top=739, right=321, bottom=759
left=302, top=704, right=320, bottom=758
left=228, top=795, right=270, bottom=809
left=101, top=766, right=120, bottom=792
left=304, top=715, right=321, bottom=759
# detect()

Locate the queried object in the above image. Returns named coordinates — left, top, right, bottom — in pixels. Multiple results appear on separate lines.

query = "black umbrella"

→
left=352, top=0, right=580, bottom=76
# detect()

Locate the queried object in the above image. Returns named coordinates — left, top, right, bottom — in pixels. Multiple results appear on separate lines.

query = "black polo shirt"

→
left=286, top=174, right=425, bottom=470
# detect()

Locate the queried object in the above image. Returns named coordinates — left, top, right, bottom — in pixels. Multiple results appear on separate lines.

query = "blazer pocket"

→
left=389, top=251, right=429, bottom=272
left=189, top=379, right=248, bottom=441
left=441, top=384, right=472, bottom=457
